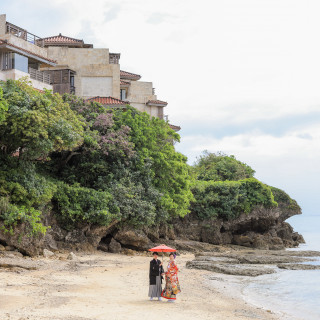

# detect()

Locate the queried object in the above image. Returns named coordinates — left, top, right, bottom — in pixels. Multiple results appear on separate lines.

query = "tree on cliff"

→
left=193, top=151, right=255, bottom=181
left=0, top=83, right=193, bottom=235
left=191, top=152, right=277, bottom=220
left=0, top=80, right=84, bottom=160
left=0, top=87, right=8, bottom=124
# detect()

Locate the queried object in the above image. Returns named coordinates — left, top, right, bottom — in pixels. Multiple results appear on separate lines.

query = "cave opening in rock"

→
left=0, top=239, right=7, bottom=247
left=99, top=233, right=113, bottom=246
left=220, top=226, right=226, bottom=233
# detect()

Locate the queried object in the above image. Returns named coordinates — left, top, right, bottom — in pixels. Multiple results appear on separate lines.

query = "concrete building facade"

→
left=0, top=14, right=180, bottom=131
left=0, top=14, right=55, bottom=91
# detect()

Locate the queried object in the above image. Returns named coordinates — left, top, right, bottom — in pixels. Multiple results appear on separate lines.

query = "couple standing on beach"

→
left=149, top=252, right=181, bottom=302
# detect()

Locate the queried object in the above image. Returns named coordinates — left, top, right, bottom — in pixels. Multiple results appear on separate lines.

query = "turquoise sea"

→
left=242, top=214, right=320, bottom=320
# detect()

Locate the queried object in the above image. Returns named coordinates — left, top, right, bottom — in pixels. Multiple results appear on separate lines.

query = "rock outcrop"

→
left=0, top=200, right=305, bottom=256
left=186, top=248, right=320, bottom=276
left=171, top=205, right=305, bottom=250
left=0, top=221, right=45, bottom=256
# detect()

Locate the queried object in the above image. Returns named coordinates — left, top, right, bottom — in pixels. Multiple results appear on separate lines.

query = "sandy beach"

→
left=0, top=251, right=280, bottom=320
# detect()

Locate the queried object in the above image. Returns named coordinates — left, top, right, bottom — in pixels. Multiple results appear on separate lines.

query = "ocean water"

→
left=242, top=214, right=320, bottom=320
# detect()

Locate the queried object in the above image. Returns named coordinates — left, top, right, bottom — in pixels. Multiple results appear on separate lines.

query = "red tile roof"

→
left=0, top=39, right=56, bottom=65
left=41, top=34, right=93, bottom=48
left=86, top=96, right=129, bottom=106
left=147, top=100, right=168, bottom=106
left=169, top=124, right=181, bottom=132
left=120, top=70, right=141, bottom=80
left=120, top=80, right=130, bottom=86
left=34, top=88, right=45, bottom=93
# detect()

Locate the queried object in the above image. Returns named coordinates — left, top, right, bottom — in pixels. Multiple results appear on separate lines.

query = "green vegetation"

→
left=193, top=151, right=255, bottom=181
left=191, top=152, right=278, bottom=220
left=0, top=80, right=192, bottom=234
left=191, top=178, right=277, bottom=220
left=0, top=87, right=8, bottom=123
left=53, top=183, right=118, bottom=228
left=269, top=186, right=301, bottom=212
left=0, top=80, right=300, bottom=237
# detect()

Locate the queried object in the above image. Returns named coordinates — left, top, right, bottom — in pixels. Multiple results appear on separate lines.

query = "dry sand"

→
left=0, top=252, right=280, bottom=320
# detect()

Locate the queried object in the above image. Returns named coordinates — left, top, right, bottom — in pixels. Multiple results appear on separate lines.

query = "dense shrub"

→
left=0, top=80, right=84, bottom=160
left=270, top=186, right=301, bottom=212
left=113, top=107, right=194, bottom=218
left=191, top=178, right=277, bottom=220
left=193, top=151, right=255, bottom=181
left=0, top=197, right=47, bottom=235
left=53, top=183, right=119, bottom=228
left=0, top=87, right=8, bottom=123
left=0, top=160, right=57, bottom=208
left=106, top=158, right=163, bottom=226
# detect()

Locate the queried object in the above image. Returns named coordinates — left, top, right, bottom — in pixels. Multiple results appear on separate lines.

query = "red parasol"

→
left=149, top=244, right=176, bottom=252
left=149, top=244, right=176, bottom=261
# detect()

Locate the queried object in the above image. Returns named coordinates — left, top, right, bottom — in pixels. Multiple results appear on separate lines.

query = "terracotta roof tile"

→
left=120, top=70, right=141, bottom=80
left=41, top=34, right=93, bottom=48
left=169, top=124, right=181, bottom=132
left=34, top=88, right=45, bottom=93
left=147, top=99, right=168, bottom=106
left=42, top=34, right=83, bottom=44
left=0, top=39, right=56, bottom=65
left=86, top=96, right=129, bottom=106
left=120, top=80, right=130, bottom=85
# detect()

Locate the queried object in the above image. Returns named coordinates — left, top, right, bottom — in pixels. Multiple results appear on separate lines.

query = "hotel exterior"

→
left=0, top=14, right=180, bottom=131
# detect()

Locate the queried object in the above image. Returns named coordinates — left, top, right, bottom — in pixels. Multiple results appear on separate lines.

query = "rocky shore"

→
left=0, top=196, right=305, bottom=258
left=185, top=245, right=320, bottom=276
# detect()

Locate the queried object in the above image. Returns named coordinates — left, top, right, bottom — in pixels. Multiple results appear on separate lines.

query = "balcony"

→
left=6, top=21, right=44, bottom=47
left=28, top=67, right=50, bottom=84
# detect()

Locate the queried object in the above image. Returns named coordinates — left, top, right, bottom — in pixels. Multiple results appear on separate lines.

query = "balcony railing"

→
left=6, top=22, right=44, bottom=47
left=109, top=53, right=120, bottom=64
left=29, top=67, right=50, bottom=84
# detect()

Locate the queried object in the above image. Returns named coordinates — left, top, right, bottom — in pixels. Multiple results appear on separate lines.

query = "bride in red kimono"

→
left=161, top=252, right=181, bottom=302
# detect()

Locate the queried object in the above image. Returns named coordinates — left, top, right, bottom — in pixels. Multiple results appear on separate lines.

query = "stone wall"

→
left=0, top=14, right=6, bottom=35
left=127, top=81, right=156, bottom=104
left=81, top=76, right=113, bottom=97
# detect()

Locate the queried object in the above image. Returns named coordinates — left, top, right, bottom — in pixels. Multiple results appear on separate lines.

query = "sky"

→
left=1, top=0, right=320, bottom=218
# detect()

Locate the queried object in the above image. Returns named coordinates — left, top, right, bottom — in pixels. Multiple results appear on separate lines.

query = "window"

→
left=120, top=89, right=126, bottom=100
left=1, top=52, right=28, bottom=73
left=14, top=53, right=28, bottom=73
left=1, top=52, right=14, bottom=70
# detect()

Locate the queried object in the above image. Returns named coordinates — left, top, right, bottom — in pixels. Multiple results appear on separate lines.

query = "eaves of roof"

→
left=0, top=39, right=56, bottom=66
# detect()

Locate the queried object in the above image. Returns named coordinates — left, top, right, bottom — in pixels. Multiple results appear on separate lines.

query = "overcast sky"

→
left=1, top=0, right=320, bottom=217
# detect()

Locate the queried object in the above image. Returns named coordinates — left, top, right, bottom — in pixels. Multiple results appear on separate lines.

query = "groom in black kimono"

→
left=149, top=252, right=165, bottom=301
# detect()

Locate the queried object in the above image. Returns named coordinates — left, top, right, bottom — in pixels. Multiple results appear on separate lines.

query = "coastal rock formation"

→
left=108, top=238, right=121, bottom=253
left=0, top=199, right=305, bottom=257
left=186, top=260, right=276, bottom=277
left=171, top=205, right=305, bottom=250
left=114, top=227, right=152, bottom=250
left=0, top=221, right=45, bottom=256
left=186, top=248, right=320, bottom=276
left=277, top=264, right=320, bottom=270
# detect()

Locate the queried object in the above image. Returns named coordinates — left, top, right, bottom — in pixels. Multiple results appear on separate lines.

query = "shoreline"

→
left=207, top=270, right=292, bottom=320
left=0, top=251, right=280, bottom=320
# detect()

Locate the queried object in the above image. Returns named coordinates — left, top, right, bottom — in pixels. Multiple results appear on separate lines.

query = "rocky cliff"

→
left=0, top=199, right=304, bottom=256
